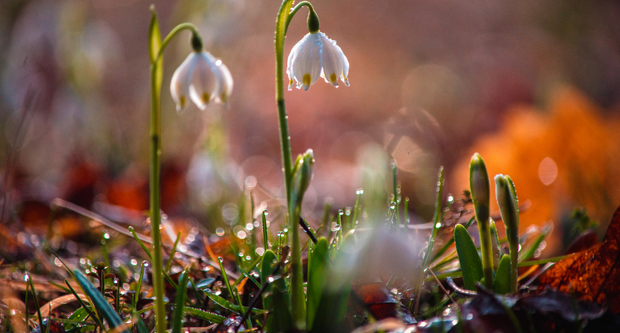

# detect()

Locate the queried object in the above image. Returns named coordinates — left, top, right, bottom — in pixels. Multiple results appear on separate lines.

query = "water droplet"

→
left=442, top=308, right=451, bottom=316
left=103, top=232, right=110, bottom=240
left=466, top=313, right=474, bottom=320
left=389, top=203, right=396, bottom=210
left=80, top=258, right=87, bottom=265
left=245, top=223, right=254, bottom=231
left=238, top=252, right=244, bottom=258
left=218, top=257, right=224, bottom=263
left=283, top=228, right=288, bottom=233
left=435, top=222, right=442, bottom=228
left=255, top=247, right=265, bottom=256
left=130, top=259, right=138, bottom=266
left=267, top=276, right=275, bottom=283
left=113, top=278, right=119, bottom=285
left=356, top=189, right=364, bottom=195
left=142, top=261, right=149, bottom=267
left=447, top=195, right=454, bottom=204
left=54, top=257, right=62, bottom=267
left=24, top=274, right=29, bottom=282
left=216, top=228, right=225, bottom=236
left=245, top=255, right=251, bottom=261
left=10, top=309, right=16, bottom=316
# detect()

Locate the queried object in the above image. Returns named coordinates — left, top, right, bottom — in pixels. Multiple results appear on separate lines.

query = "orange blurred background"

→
left=1, top=0, right=620, bottom=253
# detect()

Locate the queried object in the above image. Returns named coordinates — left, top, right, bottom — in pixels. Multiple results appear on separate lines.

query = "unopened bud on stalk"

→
left=495, top=174, right=519, bottom=293
left=290, top=149, right=315, bottom=212
left=469, top=153, right=494, bottom=289
left=470, top=153, right=490, bottom=223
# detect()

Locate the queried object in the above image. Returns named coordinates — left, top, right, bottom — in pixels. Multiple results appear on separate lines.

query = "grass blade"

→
left=184, top=307, right=226, bottom=324
left=73, top=270, right=128, bottom=332
left=172, top=268, right=189, bottom=333
left=454, top=224, right=483, bottom=291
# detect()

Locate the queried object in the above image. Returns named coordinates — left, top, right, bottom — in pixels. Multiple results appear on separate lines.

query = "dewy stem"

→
left=149, top=21, right=201, bottom=333
left=274, top=0, right=317, bottom=329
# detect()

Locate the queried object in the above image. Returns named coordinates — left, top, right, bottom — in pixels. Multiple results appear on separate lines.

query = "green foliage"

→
left=73, top=270, right=128, bottom=333
left=470, top=153, right=494, bottom=289
left=171, top=269, right=189, bottom=333
left=183, top=307, right=225, bottom=324
left=494, top=254, right=512, bottom=294
left=454, top=224, right=483, bottom=291
left=307, top=237, right=329, bottom=329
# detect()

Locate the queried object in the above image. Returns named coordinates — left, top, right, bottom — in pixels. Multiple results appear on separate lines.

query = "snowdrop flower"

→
left=287, top=32, right=349, bottom=91
left=170, top=51, right=233, bottom=112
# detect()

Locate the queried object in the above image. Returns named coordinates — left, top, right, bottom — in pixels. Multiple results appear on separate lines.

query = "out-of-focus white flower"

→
left=170, top=51, right=233, bottom=112
left=287, top=32, right=349, bottom=91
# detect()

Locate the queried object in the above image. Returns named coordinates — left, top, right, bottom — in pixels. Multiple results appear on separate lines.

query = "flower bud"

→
left=495, top=174, right=519, bottom=293
left=469, top=153, right=493, bottom=289
left=290, top=149, right=315, bottom=212
left=470, top=153, right=490, bottom=224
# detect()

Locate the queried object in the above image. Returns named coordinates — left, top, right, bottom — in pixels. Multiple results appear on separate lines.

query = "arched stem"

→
left=274, top=0, right=319, bottom=329
left=148, top=17, right=202, bottom=333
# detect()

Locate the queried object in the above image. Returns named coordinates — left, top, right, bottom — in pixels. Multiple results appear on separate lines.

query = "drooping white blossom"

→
left=287, top=32, right=349, bottom=91
left=170, top=51, right=233, bottom=112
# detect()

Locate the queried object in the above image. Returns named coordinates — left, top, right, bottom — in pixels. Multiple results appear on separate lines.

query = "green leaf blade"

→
left=493, top=254, right=512, bottom=295
left=307, top=237, right=329, bottom=329
left=73, top=270, right=128, bottom=333
left=454, top=224, right=483, bottom=291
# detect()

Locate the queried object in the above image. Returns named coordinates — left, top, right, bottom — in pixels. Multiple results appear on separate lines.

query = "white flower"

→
left=170, top=51, right=233, bottom=112
left=287, top=32, right=349, bottom=91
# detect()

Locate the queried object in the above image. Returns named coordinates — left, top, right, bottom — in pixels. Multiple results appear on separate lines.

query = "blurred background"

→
left=1, top=0, right=620, bottom=255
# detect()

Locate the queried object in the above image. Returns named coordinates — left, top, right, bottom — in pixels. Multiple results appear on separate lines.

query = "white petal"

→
left=214, top=61, right=233, bottom=106
left=287, top=38, right=303, bottom=91
left=189, top=52, right=219, bottom=110
left=170, top=52, right=197, bottom=112
left=291, top=33, right=323, bottom=90
left=319, top=33, right=346, bottom=87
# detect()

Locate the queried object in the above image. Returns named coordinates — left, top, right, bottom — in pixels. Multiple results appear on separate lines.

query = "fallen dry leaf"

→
left=539, top=206, right=620, bottom=312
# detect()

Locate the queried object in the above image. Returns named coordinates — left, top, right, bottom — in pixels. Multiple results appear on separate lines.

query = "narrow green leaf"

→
left=73, top=270, right=128, bottom=333
left=148, top=6, right=161, bottom=63
left=172, top=269, right=189, bottom=333
left=490, top=219, right=501, bottom=270
left=267, top=280, right=293, bottom=333
left=494, top=254, right=512, bottom=294
left=166, top=231, right=182, bottom=273
left=195, top=278, right=216, bottom=290
left=454, top=224, right=483, bottom=291
left=184, top=307, right=226, bottom=324
left=307, top=237, right=329, bottom=329
left=260, top=250, right=277, bottom=311
left=148, top=6, right=163, bottom=111
left=205, top=291, right=265, bottom=315
left=63, top=307, right=89, bottom=332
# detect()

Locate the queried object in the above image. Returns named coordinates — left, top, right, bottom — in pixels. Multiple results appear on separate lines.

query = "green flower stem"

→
left=285, top=1, right=319, bottom=34
left=149, top=14, right=202, bottom=333
left=274, top=1, right=319, bottom=329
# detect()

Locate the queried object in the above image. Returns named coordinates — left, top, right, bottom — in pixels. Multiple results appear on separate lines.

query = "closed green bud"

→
left=494, top=174, right=519, bottom=239
left=494, top=174, right=519, bottom=293
left=469, top=153, right=493, bottom=289
left=470, top=153, right=490, bottom=224
left=290, top=149, right=315, bottom=212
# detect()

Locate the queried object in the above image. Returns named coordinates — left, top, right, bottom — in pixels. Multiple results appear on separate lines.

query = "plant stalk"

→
left=149, top=18, right=202, bottom=332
